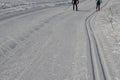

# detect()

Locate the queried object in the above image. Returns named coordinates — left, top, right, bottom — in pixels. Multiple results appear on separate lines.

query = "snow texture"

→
left=0, top=0, right=120, bottom=80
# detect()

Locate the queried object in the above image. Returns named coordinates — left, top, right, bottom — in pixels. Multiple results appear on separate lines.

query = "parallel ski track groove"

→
left=85, top=12, right=96, bottom=80
left=85, top=0, right=110, bottom=80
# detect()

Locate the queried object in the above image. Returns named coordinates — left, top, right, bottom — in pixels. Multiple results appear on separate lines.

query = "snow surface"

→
left=93, top=0, right=120, bottom=79
left=0, top=0, right=120, bottom=80
left=0, top=0, right=70, bottom=10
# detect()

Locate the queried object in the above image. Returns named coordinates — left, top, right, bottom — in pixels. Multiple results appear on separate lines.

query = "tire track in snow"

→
left=85, top=0, right=111, bottom=80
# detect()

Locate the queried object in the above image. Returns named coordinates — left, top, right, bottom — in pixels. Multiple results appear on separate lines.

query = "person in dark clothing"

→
left=72, top=0, right=79, bottom=11
left=96, top=0, right=102, bottom=11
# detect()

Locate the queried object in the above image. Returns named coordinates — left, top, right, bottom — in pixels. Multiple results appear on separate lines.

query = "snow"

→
left=0, top=0, right=120, bottom=80
left=0, top=0, right=70, bottom=21
left=93, top=0, right=120, bottom=79
left=0, top=0, right=70, bottom=10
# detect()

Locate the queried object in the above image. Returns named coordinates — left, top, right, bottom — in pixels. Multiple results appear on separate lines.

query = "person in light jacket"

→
left=72, top=0, right=79, bottom=11
left=96, top=0, right=102, bottom=11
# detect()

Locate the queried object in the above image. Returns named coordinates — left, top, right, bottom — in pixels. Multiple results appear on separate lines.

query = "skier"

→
left=96, top=0, right=102, bottom=11
left=72, top=0, right=79, bottom=11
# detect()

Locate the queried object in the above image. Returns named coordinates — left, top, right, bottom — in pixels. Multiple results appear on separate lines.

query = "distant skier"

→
left=96, top=0, right=102, bottom=11
left=72, top=0, right=79, bottom=11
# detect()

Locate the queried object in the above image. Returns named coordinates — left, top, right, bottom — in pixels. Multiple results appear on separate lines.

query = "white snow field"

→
left=93, top=0, right=120, bottom=79
left=0, top=0, right=120, bottom=80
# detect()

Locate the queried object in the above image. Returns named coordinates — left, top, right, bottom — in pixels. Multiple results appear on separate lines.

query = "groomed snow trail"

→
left=0, top=0, right=111, bottom=80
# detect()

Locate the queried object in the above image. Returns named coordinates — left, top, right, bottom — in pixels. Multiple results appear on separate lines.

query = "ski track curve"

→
left=85, top=0, right=111, bottom=80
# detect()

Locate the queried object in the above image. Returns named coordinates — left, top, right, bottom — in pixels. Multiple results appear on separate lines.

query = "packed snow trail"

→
left=0, top=0, right=110, bottom=80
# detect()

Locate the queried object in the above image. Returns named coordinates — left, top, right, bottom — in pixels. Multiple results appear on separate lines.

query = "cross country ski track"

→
left=85, top=0, right=111, bottom=80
